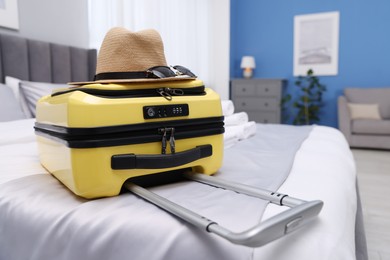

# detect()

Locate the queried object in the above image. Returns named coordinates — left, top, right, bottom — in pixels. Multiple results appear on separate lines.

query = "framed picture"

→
left=0, top=0, right=19, bottom=30
left=293, top=11, right=339, bottom=76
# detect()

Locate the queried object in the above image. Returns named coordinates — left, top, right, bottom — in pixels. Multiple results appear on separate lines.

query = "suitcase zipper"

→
left=157, top=88, right=184, bottom=101
left=35, top=118, right=224, bottom=149
left=159, top=127, right=176, bottom=154
left=169, top=128, right=176, bottom=153
left=51, top=86, right=205, bottom=99
left=161, top=128, right=168, bottom=154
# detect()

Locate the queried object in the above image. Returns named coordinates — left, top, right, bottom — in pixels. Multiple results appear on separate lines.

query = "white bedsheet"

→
left=0, top=119, right=46, bottom=185
left=254, top=125, right=357, bottom=259
left=0, top=119, right=357, bottom=260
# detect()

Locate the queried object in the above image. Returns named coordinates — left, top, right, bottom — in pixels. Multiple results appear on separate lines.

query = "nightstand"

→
left=230, top=79, right=285, bottom=124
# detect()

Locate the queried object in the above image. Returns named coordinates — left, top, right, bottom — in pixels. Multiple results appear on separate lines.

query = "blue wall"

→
left=230, top=0, right=390, bottom=127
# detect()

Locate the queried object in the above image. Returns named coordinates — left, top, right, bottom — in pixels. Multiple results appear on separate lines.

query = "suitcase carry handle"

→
left=124, top=172, right=323, bottom=247
left=111, top=145, right=212, bottom=170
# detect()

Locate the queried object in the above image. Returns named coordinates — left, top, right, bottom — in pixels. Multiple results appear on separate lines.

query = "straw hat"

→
left=69, top=27, right=195, bottom=85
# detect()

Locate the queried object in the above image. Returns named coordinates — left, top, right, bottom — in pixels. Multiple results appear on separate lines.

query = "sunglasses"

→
left=93, top=65, right=196, bottom=81
left=147, top=65, right=197, bottom=79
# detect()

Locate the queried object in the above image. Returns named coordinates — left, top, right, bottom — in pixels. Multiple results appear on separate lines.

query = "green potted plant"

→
left=282, top=69, right=326, bottom=125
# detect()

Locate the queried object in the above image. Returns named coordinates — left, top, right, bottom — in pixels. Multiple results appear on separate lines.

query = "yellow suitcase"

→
left=34, top=79, right=323, bottom=249
left=35, top=79, right=224, bottom=199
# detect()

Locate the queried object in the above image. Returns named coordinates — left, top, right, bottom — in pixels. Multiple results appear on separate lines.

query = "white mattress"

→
left=0, top=119, right=358, bottom=260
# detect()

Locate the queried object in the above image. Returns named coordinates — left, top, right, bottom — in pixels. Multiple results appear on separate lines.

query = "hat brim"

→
left=68, top=75, right=197, bottom=85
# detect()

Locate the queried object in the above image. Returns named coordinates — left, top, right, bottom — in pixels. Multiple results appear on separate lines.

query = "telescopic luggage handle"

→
left=124, top=172, right=323, bottom=247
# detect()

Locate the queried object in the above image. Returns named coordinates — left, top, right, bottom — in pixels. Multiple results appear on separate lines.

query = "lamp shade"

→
left=240, top=56, right=256, bottom=69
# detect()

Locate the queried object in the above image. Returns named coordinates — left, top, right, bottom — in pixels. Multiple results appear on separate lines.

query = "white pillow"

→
left=347, top=103, right=381, bottom=120
left=5, top=76, right=31, bottom=118
left=0, top=84, right=26, bottom=121
left=19, top=81, right=68, bottom=117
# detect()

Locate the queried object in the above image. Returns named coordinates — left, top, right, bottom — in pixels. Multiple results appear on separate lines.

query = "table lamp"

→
left=240, top=56, right=256, bottom=78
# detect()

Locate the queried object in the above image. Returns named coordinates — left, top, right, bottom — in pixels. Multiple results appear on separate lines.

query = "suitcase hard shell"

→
left=35, top=79, right=224, bottom=199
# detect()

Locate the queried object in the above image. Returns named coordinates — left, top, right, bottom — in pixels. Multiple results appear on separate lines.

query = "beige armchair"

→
left=338, top=88, right=390, bottom=149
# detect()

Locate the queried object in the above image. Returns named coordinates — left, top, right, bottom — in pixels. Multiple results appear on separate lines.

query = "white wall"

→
left=210, top=0, right=230, bottom=100
left=88, top=0, right=231, bottom=100
left=0, top=0, right=89, bottom=48
left=0, top=0, right=230, bottom=99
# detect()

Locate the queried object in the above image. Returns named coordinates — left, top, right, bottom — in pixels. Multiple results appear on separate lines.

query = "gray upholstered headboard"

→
left=0, top=33, right=97, bottom=84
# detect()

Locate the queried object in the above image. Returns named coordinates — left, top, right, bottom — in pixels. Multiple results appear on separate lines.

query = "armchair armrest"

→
left=338, top=96, right=352, bottom=143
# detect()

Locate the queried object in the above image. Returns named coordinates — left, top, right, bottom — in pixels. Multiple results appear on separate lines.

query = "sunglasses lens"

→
left=148, top=66, right=176, bottom=78
left=173, top=65, right=197, bottom=77
left=148, top=65, right=196, bottom=78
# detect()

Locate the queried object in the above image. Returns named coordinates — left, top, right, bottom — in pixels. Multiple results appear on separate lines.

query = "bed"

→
left=0, top=33, right=368, bottom=260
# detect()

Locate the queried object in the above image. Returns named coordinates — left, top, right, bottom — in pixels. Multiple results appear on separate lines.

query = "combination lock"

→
left=143, top=104, right=189, bottom=119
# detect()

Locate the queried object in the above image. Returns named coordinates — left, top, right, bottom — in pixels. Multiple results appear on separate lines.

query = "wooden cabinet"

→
left=230, top=79, right=285, bottom=124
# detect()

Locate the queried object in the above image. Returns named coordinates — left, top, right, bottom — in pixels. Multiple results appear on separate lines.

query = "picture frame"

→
left=0, top=0, right=19, bottom=30
left=293, top=11, right=339, bottom=76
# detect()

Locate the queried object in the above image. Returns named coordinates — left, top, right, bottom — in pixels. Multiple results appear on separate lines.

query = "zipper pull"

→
left=161, top=128, right=167, bottom=154
left=157, top=88, right=184, bottom=100
left=157, top=88, right=173, bottom=101
left=170, top=88, right=184, bottom=96
left=169, top=127, right=176, bottom=154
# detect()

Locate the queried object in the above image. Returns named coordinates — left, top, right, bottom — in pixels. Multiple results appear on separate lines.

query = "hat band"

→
left=94, top=71, right=153, bottom=81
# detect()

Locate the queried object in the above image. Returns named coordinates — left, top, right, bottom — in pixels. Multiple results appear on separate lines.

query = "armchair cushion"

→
left=347, top=103, right=381, bottom=120
left=345, top=88, right=390, bottom=119
left=352, top=119, right=390, bottom=135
